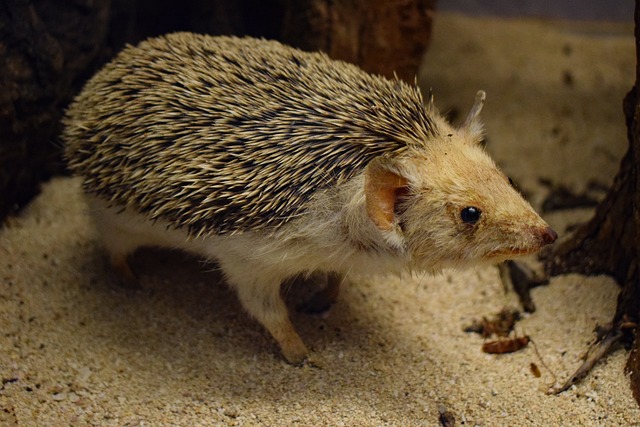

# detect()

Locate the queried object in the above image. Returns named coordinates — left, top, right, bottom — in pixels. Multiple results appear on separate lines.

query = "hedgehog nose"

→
left=540, top=226, right=558, bottom=245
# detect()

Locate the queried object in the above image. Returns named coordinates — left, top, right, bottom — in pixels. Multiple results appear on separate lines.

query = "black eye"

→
left=460, top=206, right=482, bottom=224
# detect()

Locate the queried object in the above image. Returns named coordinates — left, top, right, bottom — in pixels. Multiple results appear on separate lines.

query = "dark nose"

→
left=541, top=226, right=558, bottom=245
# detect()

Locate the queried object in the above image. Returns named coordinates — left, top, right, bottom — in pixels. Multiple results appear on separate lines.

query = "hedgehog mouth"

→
left=487, top=227, right=557, bottom=259
left=487, top=246, right=539, bottom=259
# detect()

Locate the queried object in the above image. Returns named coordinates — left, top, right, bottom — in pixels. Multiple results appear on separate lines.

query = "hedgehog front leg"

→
left=298, top=272, right=343, bottom=316
left=220, top=261, right=309, bottom=364
left=236, top=279, right=308, bottom=364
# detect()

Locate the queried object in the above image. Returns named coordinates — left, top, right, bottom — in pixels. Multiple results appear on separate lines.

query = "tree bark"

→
left=0, top=0, right=113, bottom=219
left=544, top=0, right=640, bottom=404
left=280, top=0, right=436, bottom=82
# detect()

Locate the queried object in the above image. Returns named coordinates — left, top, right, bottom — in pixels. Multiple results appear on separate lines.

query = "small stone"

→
left=52, top=392, right=67, bottom=401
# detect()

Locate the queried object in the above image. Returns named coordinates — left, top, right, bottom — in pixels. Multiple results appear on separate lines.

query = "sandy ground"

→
left=1, top=12, right=639, bottom=426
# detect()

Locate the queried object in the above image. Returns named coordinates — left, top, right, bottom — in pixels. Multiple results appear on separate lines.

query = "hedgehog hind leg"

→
left=220, top=260, right=309, bottom=364
left=97, top=220, right=143, bottom=288
left=85, top=195, right=146, bottom=287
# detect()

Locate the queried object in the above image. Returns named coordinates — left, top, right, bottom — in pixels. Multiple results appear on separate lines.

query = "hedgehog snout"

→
left=530, top=225, right=557, bottom=247
left=539, top=226, right=558, bottom=245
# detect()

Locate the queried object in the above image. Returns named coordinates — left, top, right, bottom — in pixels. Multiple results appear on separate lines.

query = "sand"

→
left=1, top=12, right=639, bottom=426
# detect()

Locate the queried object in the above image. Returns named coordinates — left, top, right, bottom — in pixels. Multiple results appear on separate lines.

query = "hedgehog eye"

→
left=460, top=206, right=482, bottom=224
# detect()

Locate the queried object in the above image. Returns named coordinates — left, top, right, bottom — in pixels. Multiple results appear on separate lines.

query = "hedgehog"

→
left=63, top=32, right=557, bottom=364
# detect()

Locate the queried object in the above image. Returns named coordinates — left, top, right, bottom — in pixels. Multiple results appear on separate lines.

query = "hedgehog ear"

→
left=461, top=90, right=486, bottom=142
left=426, top=88, right=436, bottom=114
left=364, top=157, right=408, bottom=248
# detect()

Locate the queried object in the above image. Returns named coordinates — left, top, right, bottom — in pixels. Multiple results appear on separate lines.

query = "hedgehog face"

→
left=364, top=137, right=556, bottom=271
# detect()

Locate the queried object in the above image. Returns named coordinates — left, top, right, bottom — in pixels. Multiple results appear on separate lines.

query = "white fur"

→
left=86, top=174, right=409, bottom=364
left=88, top=179, right=407, bottom=282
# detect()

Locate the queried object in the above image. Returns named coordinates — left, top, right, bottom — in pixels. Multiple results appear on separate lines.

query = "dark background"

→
left=441, top=0, right=632, bottom=22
